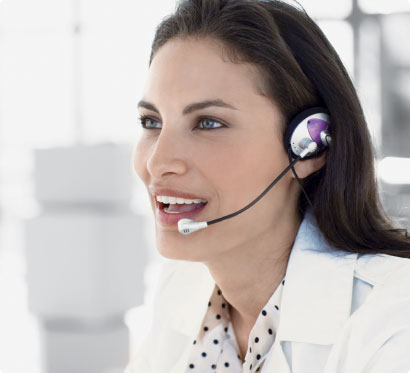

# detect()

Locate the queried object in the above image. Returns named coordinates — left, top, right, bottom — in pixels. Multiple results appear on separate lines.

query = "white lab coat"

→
left=126, top=211, right=410, bottom=373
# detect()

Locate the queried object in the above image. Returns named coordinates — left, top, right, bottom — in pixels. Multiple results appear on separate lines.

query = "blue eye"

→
left=198, top=118, right=223, bottom=129
left=138, top=116, right=161, bottom=129
left=138, top=115, right=225, bottom=130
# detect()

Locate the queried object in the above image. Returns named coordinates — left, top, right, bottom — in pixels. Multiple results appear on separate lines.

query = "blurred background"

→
left=0, top=0, right=409, bottom=372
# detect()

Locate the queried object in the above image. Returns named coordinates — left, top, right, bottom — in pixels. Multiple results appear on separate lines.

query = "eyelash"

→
left=137, top=115, right=225, bottom=130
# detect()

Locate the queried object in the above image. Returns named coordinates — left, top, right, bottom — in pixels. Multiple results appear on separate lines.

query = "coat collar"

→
left=164, top=210, right=358, bottom=346
left=276, top=210, right=357, bottom=344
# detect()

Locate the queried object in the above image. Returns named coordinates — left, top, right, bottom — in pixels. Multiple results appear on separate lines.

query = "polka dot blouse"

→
left=186, top=277, right=285, bottom=372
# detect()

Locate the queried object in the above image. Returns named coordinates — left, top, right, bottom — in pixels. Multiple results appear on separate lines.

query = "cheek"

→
left=133, top=139, right=150, bottom=183
left=201, top=135, right=285, bottom=198
left=197, top=143, right=254, bottom=206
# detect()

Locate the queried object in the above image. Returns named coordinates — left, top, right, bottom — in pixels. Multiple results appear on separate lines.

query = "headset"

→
left=178, top=107, right=331, bottom=235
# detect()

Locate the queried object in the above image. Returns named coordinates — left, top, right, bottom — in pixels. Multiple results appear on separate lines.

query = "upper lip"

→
left=148, top=186, right=208, bottom=201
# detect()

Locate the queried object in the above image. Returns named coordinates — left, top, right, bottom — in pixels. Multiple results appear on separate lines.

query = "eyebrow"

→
left=137, top=98, right=238, bottom=115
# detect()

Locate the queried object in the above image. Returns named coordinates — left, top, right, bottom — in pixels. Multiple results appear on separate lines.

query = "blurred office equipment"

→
left=24, top=143, right=148, bottom=373
left=355, top=1, right=410, bottom=224
left=315, top=0, right=410, bottom=226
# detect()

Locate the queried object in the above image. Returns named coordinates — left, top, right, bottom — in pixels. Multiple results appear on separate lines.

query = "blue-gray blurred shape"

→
left=24, top=143, right=148, bottom=373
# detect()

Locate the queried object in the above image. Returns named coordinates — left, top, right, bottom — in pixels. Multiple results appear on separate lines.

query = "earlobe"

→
left=291, top=151, right=327, bottom=179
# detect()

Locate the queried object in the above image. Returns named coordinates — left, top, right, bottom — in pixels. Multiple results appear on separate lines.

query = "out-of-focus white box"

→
left=25, top=210, right=147, bottom=319
left=34, top=144, right=134, bottom=205
left=124, top=259, right=165, bottom=355
left=41, top=320, right=129, bottom=373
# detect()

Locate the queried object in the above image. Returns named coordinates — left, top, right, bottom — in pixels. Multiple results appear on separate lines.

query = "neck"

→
left=204, top=210, right=300, bottom=329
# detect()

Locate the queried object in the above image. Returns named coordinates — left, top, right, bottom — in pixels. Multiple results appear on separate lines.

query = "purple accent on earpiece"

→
left=307, top=119, right=329, bottom=148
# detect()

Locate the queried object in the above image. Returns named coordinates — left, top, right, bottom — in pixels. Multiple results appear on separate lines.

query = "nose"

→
left=146, top=128, right=188, bottom=179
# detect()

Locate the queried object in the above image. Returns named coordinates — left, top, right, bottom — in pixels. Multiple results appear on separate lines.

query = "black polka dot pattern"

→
left=185, top=276, right=285, bottom=372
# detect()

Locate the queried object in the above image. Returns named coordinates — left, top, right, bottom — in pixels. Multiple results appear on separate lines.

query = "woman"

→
left=128, top=0, right=410, bottom=372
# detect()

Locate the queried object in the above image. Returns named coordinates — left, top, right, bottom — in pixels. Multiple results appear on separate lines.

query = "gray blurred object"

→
left=25, top=211, right=144, bottom=319
left=34, top=144, right=133, bottom=207
left=379, top=12, right=410, bottom=159
left=42, top=319, right=128, bottom=373
left=350, top=0, right=410, bottom=226
left=24, top=143, right=147, bottom=373
left=378, top=11, right=410, bottom=224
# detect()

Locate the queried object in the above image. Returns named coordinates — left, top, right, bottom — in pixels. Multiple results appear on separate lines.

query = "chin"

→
left=155, top=231, right=208, bottom=262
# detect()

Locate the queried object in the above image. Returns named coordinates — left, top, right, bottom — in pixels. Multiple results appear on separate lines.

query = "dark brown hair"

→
left=148, top=0, right=410, bottom=258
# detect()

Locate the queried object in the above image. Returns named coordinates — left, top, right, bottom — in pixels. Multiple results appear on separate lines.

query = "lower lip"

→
left=156, top=202, right=208, bottom=226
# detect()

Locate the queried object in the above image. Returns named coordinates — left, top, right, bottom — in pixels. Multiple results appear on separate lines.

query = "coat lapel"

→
left=262, top=211, right=358, bottom=372
left=165, top=259, right=216, bottom=337
left=169, top=335, right=199, bottom=373
left=276, top=211, right=358, bottom=345
left=261, top=340, right=291, bottom=373
left=161, top=260, right=215, bottom=372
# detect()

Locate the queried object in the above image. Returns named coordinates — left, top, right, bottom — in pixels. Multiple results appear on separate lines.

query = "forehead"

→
left=143, top=37, right=267, bottom=109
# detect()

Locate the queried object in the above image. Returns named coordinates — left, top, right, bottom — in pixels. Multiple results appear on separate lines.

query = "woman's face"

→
left=134, top=37, right=298, bottom=262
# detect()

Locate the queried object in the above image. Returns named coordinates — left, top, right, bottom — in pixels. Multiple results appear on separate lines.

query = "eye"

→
left=138, top=115, right=161, bottom=129
left=197, top=118, right=224, bottom=130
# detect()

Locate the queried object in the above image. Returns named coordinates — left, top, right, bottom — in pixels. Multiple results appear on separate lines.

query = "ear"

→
left=292, top=151, right=327, bottom=179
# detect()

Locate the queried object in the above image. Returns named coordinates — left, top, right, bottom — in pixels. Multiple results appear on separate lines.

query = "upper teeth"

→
left=156, top=195, right=207, bottom=204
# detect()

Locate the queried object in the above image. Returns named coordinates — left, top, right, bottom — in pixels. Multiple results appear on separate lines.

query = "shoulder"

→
left=351, top=252, right=410, bottom=331
left=327, top=253, right=410, bottom=372
left=354, top=252, right=410, bottom=288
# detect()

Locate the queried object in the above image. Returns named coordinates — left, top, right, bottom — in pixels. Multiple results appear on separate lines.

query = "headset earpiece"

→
left=284, top=107, right=331, bottom=159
